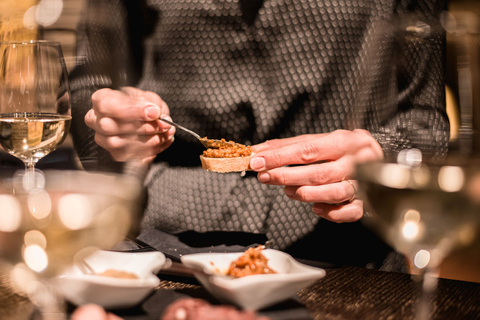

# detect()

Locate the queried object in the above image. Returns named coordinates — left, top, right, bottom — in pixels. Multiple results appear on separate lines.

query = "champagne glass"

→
left=0, top=169, right=142, bottom=319
left=0, top=41, right=71, bottom=185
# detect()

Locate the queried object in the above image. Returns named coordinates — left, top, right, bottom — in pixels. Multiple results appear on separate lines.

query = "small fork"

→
left=159, top=118, right=242, bottom=149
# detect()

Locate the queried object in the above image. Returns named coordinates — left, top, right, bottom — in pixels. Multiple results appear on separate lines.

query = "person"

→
left=68, top=0, right=449, bottom=271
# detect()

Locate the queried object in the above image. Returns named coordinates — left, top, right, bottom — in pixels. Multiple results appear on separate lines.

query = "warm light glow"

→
left=438, top=166, right=464, bottom=192
left=24, top=244, right=48, bottom=272
left=402, top=221, right=420, bottom=240
left=23, top=6, right=38, bottom=30
left=27, top=189, right=52, bottom=220
left=19, top=170, right=45, bottom=192
left=36, top=0, right=63, bottom=27
left=10, top=263, right=37, bottom=295
left=397, top=148, right=422, bottom=167
left=24, top=230, right=47, bottom=249
left=58, top=194, right=94, bottom=230
left=414, top=249, right=431, bottom=269
left=412, top=167, right=431, bottom=187
left=404, top=209, right=421, bottom=222
left=457, top=224, right=476, bottom=246
left=0, top=195, right=22, bottom=232
left=381, top=164, right=410, bottom=189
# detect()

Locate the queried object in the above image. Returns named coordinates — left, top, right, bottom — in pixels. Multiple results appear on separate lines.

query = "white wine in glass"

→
left=0, top=169, right=142, bottom=320
left=352, top=12, right=479, bottom=320
left=0, top=41, right=71, bottom=179
left=356, top=153, right=480, bottom=320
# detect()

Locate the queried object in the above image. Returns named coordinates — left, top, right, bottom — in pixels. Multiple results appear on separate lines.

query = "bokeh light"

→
left=414, top=249, right=431, bottom=269
left=381, top=164, right=410, bottom=189
left=58, top=194, right=94, bottom=230
left=23, top=0, right=64, bottom=30
left=27, top=189, right=52, bottom=220
left=0, top=194, right=22, bottom=232
left=36, top=0, right=64, bottom=27
left=438, top=166, right=464, bottom=192
left=24, top=244, right=48, bottom=273
left=24, top=230, right=47, bottom=249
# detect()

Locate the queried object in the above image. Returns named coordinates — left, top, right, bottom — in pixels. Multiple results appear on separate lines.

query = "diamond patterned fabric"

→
left=69, top=0, right=448, bottom=270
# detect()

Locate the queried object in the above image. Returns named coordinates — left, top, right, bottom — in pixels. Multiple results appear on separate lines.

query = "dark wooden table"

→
left=2, top=264, right=480, bottom=320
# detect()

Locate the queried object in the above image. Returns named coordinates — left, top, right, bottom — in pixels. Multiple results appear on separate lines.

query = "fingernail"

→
left=257, top=172, right=270, bottom=183
left=145, top=105, right=161, bottom=120
left=250, top=157, right=266, bottom=171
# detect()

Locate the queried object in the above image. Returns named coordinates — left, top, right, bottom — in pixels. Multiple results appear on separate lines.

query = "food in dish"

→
left=161, top=298, right=272, bottom=320
left=98, top=269, right=139, bottom=279
left=200, top=139, right=253, bottom=173
left=226, top=247, right=277, bottom=278
left=181, top=249, right=326, bottom=310
left=56, top=251, right=165, bottom=309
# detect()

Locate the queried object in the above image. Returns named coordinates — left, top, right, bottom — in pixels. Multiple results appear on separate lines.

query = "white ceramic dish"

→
left=55, top=250, right=166, bottom=309
left=181, top=249, right=326, bottom=310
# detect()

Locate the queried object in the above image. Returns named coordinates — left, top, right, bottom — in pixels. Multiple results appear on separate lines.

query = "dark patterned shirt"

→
left=69, top=0, right=448, bottom=271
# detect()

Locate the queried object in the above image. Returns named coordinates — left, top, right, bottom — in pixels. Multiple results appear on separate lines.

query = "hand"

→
left=71, top=304, right=123, bottom=320
left=249, top=129, right=384, bottom=223
left=85, top=87, right=175, bottom=165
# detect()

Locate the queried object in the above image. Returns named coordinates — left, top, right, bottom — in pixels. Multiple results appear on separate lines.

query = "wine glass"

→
left=353, top=13, right=480, bottom=320
left=356, top=152, right=480, bottom=320
left=0, top=169, right=142, bottom=319
left=0, top=41, right=71, bottom=185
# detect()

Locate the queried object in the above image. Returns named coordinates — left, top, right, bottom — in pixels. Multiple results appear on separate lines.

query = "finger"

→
left=284, top=180, right=356, bottom=204
left=95, top=133, right=174, bottom=162
left=121, top=87, right=170, bottom=118
left=143, top=91, right=169, bottom=115
left=312, top=199, right=364, bottom=223
left=257, top=157, right=355, bottom=186
left=352, top=129, right=384, bottom=161
left=252, top=134, right=321, bottom=153
left=92, top=89, right=169, bottom=124
left=250, top=132, right=350, bottom=171
left=86, top=109, right=175, bottom=136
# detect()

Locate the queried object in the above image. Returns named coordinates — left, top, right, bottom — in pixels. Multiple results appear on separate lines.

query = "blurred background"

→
left=1, top=0, right=480, bottom=282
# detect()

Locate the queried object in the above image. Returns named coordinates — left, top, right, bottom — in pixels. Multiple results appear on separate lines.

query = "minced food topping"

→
left=202, top=139, right=252, bottom=158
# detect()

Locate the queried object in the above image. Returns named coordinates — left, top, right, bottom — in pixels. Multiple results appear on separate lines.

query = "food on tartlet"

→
left=200, top=138, right=254, bottom=173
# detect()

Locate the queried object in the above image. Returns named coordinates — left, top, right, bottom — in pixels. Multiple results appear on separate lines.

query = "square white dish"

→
left=55, top=250, right=166, bottom=309
left=181, top=249, right=325, bottom=310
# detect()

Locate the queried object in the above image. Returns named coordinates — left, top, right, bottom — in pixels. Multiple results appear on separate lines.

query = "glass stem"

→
left=30, top=280, right=66, bottom=320
left=24, top=161, right=37, bottom=191
left=415, top=267, right=439, bottom=320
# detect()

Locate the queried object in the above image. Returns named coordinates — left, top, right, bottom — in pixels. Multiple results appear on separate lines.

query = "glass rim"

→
left=0, top=40, right=61, bottom=46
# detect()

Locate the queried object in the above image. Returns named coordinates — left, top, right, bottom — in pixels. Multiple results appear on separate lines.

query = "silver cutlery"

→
left=159, top=118, right=242, bottom=149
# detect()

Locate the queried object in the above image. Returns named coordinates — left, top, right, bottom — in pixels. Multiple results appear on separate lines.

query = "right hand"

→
left=85, top=87, right=175, bottom=165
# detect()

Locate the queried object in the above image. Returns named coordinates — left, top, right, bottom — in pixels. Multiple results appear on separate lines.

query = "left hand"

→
left=249, top=129, right=383, bottom=223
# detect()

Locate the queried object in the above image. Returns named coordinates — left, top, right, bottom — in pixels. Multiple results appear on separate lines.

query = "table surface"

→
left=2, top=264, right=480, bottom=320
